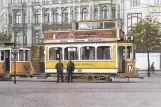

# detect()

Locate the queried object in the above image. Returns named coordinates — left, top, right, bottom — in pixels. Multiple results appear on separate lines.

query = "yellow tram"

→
left=0, top=42, right=37, bottom=79
left=41, top=19, right=141, bottom=82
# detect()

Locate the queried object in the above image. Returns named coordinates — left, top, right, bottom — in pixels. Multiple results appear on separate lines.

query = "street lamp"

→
left=11, top=43, right=18, bottom=84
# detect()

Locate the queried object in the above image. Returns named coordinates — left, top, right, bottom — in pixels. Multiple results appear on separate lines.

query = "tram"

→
left=41, top=19, right=141, bottom=82
left=0, top=42, right=37, bottom=79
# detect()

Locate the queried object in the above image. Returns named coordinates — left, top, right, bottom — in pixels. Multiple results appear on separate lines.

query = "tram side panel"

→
left=45, top=61, right=117, bottom=73
left=10, top=62, right=31, bottom=75
left=0, top=62, right=4, bottom=75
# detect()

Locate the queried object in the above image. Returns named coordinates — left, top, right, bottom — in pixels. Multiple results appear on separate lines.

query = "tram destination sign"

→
left=44, top=30, right=116, bottom=41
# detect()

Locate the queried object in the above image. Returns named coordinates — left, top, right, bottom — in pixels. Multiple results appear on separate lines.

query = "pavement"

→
left=0, top=73, right=161, bottom=107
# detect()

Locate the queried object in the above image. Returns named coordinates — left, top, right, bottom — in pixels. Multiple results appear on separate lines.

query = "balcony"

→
left=42, top=23, right=72, bottom=31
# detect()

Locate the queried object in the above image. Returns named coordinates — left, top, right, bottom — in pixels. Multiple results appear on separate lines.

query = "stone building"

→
left=0, top=0, right=121, bottom=46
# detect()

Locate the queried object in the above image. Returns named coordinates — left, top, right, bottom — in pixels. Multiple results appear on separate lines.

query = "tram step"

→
left=2, top=74, right=12, bottom=80
left=37, top=73, right=48, bottom=79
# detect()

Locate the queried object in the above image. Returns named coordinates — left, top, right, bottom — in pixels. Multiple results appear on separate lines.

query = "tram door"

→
left=3, top=50, right=10, bottom=74
left=118, top=46, right=125, bottom=73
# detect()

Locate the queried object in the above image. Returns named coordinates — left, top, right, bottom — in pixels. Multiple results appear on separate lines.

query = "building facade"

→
left=0, top=0, right=121, bottom=46
left=0, top=0, right=161, bottom=46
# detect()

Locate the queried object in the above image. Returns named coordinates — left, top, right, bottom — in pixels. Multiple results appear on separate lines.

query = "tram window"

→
left=11, top=52, right=18, bottom=61
left=1, top=51, right=4, bottom=61
left=64, top=47, right=78, bottom=60
left=19, top=50, right=24, bottom=61
left=127, top=46, right=132, bottom=59
left=92, top=22, right=103, bottom=29
left=49, top=47, right=62, bottom=60
left=97, top=46, right=111, bottom=60
left=80, top=47, right=95, bottom=60
left=104, top=22, right=115, bottom=29
left=25, top=50, right=30, bottom=61
left=79, top=22, right=92, bottom=29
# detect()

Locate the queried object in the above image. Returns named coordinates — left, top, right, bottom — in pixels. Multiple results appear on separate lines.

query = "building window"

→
left=18, top=0, right=22, bottom=3
left=127, top=13, right=142, bottom=32
left=24, top=12, right=27, bottom=23
left=53, top=10, right=58, bottom=23
left=16, top=31, right=21, bottom=44
left=9, top=0, right=13, bottom=4
left=112, top=7, right=116, bottom=18
left=102, top=6, right=109, bottom=19
left=44, top=10, right=49, bottom=23
left=154, top=0, right=161, bottom=5
left=15, top=11, right=21, bottom=23
left=71, top=8, right=74, bottom=21
left=35, top=10, right=40, bottom=23
left=62, top=9, right=68, bottom=23
left=35, top=0, right=40, bottom=2
left=82, top=8, right=88, bottom=20
left=151, top=12, right=161, bottom=22
left=9, top=13, right=12, bottom=24
left=24, top=33, right=27, bottom=45
left=34, top=32, right=39, bottom=44
left=130, top=0, right=140, bottom=6
left=94, top=8, right=98, bottom=19
left=75, top=7, right=78, bottom=22
left=43, top=0, right=49, bottom=2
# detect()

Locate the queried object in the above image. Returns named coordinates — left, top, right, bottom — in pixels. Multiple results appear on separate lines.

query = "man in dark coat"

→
left=151, top=62, right=155, bottom=74
left=67, top=59, right=75, bottom=83
left=55, top=59, right=64, bottom=83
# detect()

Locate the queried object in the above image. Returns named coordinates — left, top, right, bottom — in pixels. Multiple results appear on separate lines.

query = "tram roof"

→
left=41, top=40, right=135, bottom=45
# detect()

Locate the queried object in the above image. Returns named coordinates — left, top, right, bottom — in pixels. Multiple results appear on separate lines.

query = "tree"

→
left=0, top=32, right=12, bottom=42
left=127, top=16, right=161, bottom=77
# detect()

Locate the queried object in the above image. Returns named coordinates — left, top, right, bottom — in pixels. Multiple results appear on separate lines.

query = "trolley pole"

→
left=13, top=44, right=16, bottom=84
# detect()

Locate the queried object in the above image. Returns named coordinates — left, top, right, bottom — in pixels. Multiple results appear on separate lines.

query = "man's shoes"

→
left=56, top=81, right=59, bottom=83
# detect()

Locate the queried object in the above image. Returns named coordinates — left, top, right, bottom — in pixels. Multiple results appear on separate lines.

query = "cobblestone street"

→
left=0, top=74, right=161, bottom=107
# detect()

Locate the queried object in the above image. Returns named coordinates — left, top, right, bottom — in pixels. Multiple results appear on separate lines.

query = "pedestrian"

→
left=151, top=62, right=155, bottom=74
left=67, top=59, right=75, bottom=83
left=55, top=59, right=64, bottom=83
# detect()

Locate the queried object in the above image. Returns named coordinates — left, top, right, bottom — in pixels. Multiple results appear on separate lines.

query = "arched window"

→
left=35, top=10, right=40, bottom=23
left=64, top=47, right=79, bottom=60
left=9, top=13, right=12, bottom=24
left=94, top=8, right=98, bottom=19
left=127, top=13, right=142, bottom=31
left=24, top=12, right=27, bottom=23
left=102, top=6, right=109, bottom=19
left=82, top=8, right=88, bottom=20
left=44, top=10, right=49, bottom=23
left=75, top=7, right=78, bottom=22
left=49, top=47, right=62, bottom=60
left=16, top=31, right=21, bottom=44
left=62, top=9, right=68, bottom=23
left=53, top=10, right=58, bottom=23
left=80, top=46, right=95, bottom=60
left=97, top=46, right=111, bottom=60
left=15, top=11, right=21, bottom=23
